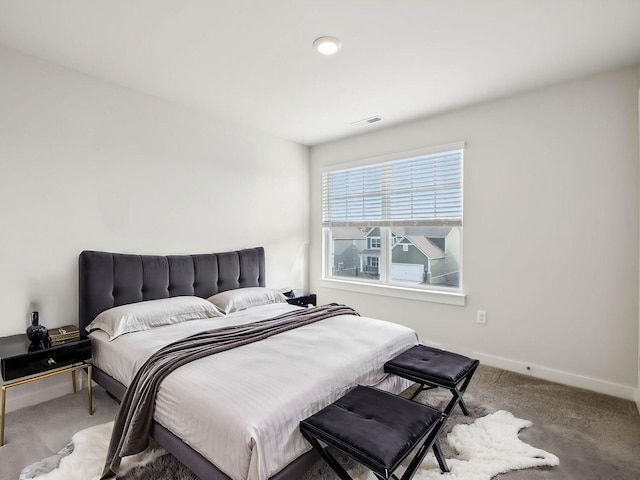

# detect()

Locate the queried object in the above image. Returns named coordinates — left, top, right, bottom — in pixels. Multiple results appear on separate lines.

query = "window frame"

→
left=321, top=142, right=466, bottom=306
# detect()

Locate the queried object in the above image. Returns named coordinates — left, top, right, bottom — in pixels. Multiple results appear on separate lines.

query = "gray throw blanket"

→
left=101, top=303, right=359, bottom=479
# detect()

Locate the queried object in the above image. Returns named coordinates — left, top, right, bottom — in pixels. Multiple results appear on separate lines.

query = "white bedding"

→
left=90, top=303, right=418, bottom=480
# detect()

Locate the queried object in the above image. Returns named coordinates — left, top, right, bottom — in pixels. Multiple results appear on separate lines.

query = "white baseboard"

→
left=635, top=387, right=640, bottom=414
left=472, top=351, right=636, bottom=401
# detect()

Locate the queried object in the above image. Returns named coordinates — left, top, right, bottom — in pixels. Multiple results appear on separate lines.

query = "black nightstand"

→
left=286, top=294, right=317, bottom=307
left=0, top=334, right=93, bottom=446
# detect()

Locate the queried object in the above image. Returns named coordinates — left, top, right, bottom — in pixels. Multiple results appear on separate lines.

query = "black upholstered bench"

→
left=300, top=385, right=446, bottom=480
left=384, top=345, right=479, bottom=417
left=384, top=345, right=479, bottom=473
left=384, top=345, right=480, bottom=416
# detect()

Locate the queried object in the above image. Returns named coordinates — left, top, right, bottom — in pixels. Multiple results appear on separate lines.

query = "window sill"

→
left=319, top=278, right=466, bottom=306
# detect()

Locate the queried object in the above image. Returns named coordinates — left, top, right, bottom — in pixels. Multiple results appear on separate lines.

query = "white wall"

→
left=0, top=46, right=309, bottom=411
left=311, top=66, right=640, bottom=399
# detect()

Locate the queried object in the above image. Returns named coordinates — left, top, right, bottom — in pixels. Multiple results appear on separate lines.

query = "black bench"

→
left=300, top=385, right=446, bottom=480
left=384, top=344, right=480, bottom=472
left=384, top=345, right=479, bottom=416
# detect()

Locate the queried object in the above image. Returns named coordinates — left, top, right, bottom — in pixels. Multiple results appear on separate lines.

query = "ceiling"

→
left=1, top=1, right=640, bottom=146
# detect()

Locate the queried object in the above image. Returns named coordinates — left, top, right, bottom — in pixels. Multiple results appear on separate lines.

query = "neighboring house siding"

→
left=430, top=256, right=458, bottom=283
left=430, top=229, right=461, bottom=285
left=333, top=239, right=366, bottom=274
left=445, top=228, right=461, bottom=265
left=430, top=237, right=445, bottom=251
left=392, top=244, right=429, bottom=270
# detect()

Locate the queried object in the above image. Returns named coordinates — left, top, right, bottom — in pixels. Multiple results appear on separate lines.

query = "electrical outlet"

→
left=476, top=310, right=487, bottom=324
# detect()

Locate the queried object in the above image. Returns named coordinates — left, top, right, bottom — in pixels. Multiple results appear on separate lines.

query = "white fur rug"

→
left=352, top=410, right=559, bottom=480
left=20, top=421, right=166, bottom=480
left=21, top=410, right=558, bottom=480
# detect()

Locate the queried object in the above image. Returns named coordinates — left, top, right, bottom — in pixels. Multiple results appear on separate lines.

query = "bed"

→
left=79, top=247, right=418, bottom=480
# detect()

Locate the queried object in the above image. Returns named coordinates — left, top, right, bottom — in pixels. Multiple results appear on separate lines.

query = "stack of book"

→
left=48, top=325, right=80, bottom=345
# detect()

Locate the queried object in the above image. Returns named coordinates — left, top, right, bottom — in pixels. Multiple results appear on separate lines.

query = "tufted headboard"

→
left=78, top=247, right=265, bottom=335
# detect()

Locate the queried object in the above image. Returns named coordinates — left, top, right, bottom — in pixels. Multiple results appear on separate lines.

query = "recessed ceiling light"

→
left=313, top=36, right=342, bottom=56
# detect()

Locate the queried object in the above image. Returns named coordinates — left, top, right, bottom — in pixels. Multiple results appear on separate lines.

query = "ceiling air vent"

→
left=350, top=115, right=383, bottom=127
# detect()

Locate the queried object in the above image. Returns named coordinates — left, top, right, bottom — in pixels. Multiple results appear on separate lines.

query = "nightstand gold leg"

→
left=87, top=364, right=93, bottom=415
left=1, top=385, right=6, bottom=447
left=0, top=363, right=92, bottom=446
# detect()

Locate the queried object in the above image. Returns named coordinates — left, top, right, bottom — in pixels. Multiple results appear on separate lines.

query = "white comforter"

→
left=90, top=303, right=418, bottom=480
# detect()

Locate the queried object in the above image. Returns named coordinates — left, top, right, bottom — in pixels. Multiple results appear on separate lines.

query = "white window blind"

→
left=322, top=148, right=463, bottom=227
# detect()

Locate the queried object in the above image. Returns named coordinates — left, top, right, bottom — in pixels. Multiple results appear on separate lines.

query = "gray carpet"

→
left=2, top=365, right=640, bottom=479
left=471, top=367, right=640, bottom=479
left=0, top=387, right=118, bottom=480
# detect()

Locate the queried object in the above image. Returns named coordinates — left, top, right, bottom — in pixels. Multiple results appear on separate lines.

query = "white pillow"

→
left=87, top=296, right=223, bottom=341
left=207, top=287, right=287, bottom=314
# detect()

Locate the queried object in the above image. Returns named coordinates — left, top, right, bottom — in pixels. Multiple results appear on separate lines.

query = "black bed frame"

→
left=78, top=247, right=319, bottom=480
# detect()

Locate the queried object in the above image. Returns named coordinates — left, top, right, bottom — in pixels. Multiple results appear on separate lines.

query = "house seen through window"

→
left=322, top=144, right=463, bottom=290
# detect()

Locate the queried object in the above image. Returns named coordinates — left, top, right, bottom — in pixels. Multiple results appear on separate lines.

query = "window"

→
left=322, top=143, right=463, bottom=291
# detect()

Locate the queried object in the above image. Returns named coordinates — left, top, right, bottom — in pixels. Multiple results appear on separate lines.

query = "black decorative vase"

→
left=27, top=311, right=48, bottom=349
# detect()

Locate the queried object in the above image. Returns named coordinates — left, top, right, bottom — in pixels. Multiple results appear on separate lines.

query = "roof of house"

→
left=331, top=227, right=368, bottom=240
left=395, top=235, right=446, bottom=260
left=402, top=226, right=453, bottom=238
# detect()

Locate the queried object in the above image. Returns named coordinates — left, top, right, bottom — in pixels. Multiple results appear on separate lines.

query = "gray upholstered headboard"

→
left=78, top=247, right=265, bottom=335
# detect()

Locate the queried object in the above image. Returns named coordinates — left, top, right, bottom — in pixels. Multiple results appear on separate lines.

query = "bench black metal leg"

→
left=415, top=363, right=479, bottom=418
left=442, top=388, right=463, bottom=417
left=400, top=415, right=446, bottom=480
left=458, top=397, right=470, bottom=416
left=445, top=362, right=478, bottom=416
left=432, top=437, right=449, bottom=473
left=408, top=384, right=436, bottom=401
left=412, top=368, right=478, bottom=472
left=301, top=432, right=355, bottom=480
